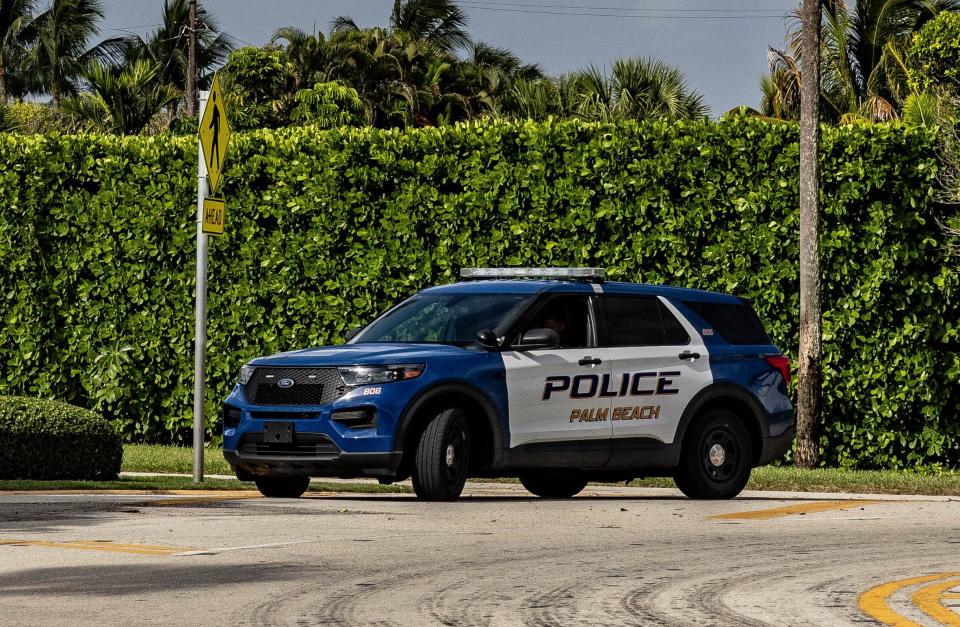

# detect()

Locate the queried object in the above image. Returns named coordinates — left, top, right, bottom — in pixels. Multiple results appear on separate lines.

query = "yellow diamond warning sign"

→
left=199, top=73, right=230, bottom=194
left=202, top=197, right=225, bottom=235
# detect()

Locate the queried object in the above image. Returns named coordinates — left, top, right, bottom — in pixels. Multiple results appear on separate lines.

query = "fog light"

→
left=223, top=405, right=242, bottom=428
left=331, top=408, right=376, bottom=429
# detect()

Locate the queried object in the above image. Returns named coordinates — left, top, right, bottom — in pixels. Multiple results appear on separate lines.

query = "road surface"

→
left=1, top=482, right=958, bottom=626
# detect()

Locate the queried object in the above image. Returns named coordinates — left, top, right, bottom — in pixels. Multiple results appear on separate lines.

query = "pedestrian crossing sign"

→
left=199, top=73, right=230, bottom=194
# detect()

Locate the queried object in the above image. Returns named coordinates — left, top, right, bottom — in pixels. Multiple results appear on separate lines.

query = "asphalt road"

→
left=1, top=482, right=959, bottom=626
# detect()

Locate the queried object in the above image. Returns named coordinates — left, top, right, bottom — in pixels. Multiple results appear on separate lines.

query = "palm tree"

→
left=459, top=41, right=542, bottom=115
left=334, top=0, right=470, bottom=54
left=763, top=0, right=960, bottom=122
left=0, top=0, right=35, bottom=102
left=104, top=0, right=231, bottom=114
left=25, top=0, right=105, bottom=107
left=270, top=26, right=348, bottom=92
left=575, top=58, right=709, bottom=122
left=62, top=59, right=177, bottom=133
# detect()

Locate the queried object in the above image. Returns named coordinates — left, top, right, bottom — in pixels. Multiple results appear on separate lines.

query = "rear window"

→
left=683, top=301, right=772, bottom=345
left=601, top=296, right=690, bottom=346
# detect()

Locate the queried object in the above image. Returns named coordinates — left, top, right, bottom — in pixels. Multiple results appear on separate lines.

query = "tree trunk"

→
left=186, top=0, right=198, bottom=117
left=796, top=0, right=823, bottom=468
left=0, top=61, right=6, bottom=104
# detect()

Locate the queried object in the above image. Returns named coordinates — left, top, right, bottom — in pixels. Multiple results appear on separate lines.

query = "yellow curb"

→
left=1, top=489, right=259, bottom=496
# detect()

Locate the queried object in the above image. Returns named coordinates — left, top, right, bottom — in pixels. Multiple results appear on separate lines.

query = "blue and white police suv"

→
left=222, top=268, right=794, bottom=501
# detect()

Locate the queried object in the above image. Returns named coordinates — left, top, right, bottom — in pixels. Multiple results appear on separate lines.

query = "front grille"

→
left=238, top=432, right=340, bottom=457
left=244, top=367, right=348, bottom=406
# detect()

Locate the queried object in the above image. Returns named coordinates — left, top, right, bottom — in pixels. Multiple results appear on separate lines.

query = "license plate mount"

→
left=263, top=421, right=294, bottom=444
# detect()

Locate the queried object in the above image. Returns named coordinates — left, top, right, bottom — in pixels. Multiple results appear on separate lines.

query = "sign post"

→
left=193, top=75, right=230, bottom=482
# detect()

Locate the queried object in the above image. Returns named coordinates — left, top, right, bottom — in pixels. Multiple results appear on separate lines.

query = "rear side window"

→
left=683, top=301, right=772, bottom=345
left=601, top=296, right=690, bottom=346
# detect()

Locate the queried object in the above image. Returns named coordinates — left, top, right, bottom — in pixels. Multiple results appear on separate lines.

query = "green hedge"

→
left=0, top=396, right=122, bottom=479
left=0, top=119, right=957, bottom=468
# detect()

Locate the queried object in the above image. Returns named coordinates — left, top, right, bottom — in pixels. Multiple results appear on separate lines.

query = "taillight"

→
left=764, top=354, right=791, bottom=386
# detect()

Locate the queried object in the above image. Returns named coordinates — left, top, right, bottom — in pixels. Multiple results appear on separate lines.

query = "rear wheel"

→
left=254, top=476, right=310, bottom=498
left=674, top=409, right=753, bottom=499
left=412, top=407, right=470, bottom=501
left=519, top=472, right=588, bottom=498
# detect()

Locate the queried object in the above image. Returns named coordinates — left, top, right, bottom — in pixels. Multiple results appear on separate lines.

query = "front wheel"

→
left=674, top=409, right=753, bottom=499
left=255, top=476, right=310, bottom=498
left=412, top=407, right=470, bottom=501
left=519, top=472, right=588, bottom=498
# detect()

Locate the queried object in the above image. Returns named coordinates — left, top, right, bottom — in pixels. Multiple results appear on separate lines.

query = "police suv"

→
left=222, top=268, right=794, bottom=501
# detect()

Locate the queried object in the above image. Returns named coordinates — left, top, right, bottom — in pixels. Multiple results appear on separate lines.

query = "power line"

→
left=459, top=8, right=787, bottom=20
left=458, top=0, right=786, bottom=14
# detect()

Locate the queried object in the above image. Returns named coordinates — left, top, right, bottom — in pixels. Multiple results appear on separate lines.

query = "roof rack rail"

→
left=460, top=267, right=606, bottom=282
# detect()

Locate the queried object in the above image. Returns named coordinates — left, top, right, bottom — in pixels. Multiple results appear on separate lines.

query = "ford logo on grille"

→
left=277, top=378, right=295, bottom=389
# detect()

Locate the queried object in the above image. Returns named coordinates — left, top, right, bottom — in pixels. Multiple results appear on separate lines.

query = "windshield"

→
left=355, top=292, right=532, bottom=345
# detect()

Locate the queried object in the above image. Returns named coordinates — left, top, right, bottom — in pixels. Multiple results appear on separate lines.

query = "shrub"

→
left=910, top=11, right=960, bottom=95
left=0, top=396, right=122, bottom=479
left=0, top=119, right=956, bottom=468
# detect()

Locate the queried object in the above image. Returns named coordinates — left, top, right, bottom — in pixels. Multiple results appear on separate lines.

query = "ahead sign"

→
left=202, top=197, right=225, bottom=235
left=198, top=74, right=230, bottom=194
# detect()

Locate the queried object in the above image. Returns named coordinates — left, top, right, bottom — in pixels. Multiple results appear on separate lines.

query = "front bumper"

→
left=225, top=448, right=403, bottom=480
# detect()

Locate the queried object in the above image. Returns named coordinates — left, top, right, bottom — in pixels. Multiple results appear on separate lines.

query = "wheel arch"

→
left=394, top=382, right=505, bottom=477
left=675, top=383, right=769, bottom=465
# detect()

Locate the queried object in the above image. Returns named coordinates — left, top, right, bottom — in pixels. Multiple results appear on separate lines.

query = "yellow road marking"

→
left=859, top=573, right=960, bottom=626
left=912, top=578, right=960, bottom=626
left=708, top=499, right=884, bottom=520
left=4, top=489, right=259, bottom=496
left=0, top=539, right=190, bottom=556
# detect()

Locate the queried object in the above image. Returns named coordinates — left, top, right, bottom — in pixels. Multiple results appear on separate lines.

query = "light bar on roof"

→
left=460, top=267, right=606, bottom=281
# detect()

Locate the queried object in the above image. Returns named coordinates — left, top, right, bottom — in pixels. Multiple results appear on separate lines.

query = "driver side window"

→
left=519, top=294, right=593, bottom=348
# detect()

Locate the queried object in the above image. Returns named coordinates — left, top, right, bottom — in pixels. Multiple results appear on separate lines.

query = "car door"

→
left=599, top=294, right=712, bottom=455
left=501, top=292, right=613, bottom=461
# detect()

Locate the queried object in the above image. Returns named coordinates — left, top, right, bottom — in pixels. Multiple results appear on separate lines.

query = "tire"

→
left=254, top=476, right=310, bottom=498
left=412, top=407, right=470, bottom=501
left=674, top=409, right=753, bottom=499
left=519, top=472, right=588, bottom=498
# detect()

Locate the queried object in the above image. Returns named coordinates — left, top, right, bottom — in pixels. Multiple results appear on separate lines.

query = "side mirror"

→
left=476, top=329, right=500, bottom=348
left=516, top=328, right=560, bottom=350
left=344, top=327, right=362, bottom=342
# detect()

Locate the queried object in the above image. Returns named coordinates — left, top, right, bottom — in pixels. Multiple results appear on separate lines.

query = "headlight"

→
left=338, top=364, right=424, bottom=386
left=239, top=364, right=255, bottom=385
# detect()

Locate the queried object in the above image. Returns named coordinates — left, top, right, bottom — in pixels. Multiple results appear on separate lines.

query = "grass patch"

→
left=123, top=444, right=234, bottom=476
left=118, top=445, right=960, bottom=497
left=0, top=475, right=410, bottom=493
left=481, top=467, right=960, bottom=496
left=740, top=466, right=960, bottom=496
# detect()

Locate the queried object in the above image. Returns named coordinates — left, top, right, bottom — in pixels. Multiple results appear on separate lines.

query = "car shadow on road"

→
left=300, top=494, right=830, bottom=503
left=0, top=562, right=324, bottom=597
left=0, top=501, right=150, bottom=534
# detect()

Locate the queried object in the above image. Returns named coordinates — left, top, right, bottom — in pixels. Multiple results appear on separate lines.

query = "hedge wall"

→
left=0, top=119, right=957, bottom=468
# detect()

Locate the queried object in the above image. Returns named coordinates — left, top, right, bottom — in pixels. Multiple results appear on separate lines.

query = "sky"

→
left=96, top=0, right=800, bottom=115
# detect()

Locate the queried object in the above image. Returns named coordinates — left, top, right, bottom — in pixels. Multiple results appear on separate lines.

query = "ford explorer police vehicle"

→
left=222, top=268, right=794, bottom=501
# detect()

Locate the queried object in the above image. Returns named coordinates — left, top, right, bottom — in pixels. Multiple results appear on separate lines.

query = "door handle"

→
left=679, top=350, right=701, bottom=361
left=578, top=357, right=602, bottom=366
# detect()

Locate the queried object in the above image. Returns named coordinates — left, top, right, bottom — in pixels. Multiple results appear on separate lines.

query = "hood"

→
left=249, top=342, right=475, bottom=367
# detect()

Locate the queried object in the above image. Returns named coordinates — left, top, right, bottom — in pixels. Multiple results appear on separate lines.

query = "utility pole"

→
left=796, top=0, right=822, bottom=468
left=192, top=88, right=210, bottom=483
left=186, top=0, right=198, bottom=117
